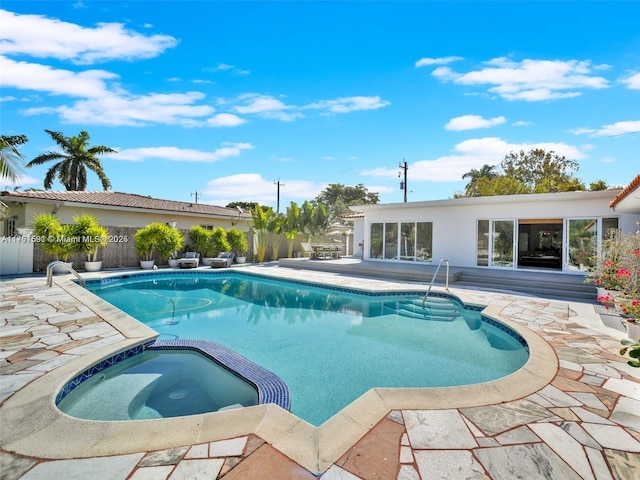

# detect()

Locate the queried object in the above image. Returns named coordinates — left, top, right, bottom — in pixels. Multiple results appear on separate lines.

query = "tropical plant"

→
left=300, top=201, right=330, bottom=242
left=250, top=205, right=275, bottom=262
left=72, top=214, right=109, bottom=262
left=31, top=212, right=76, bottom=262
left=267, top=214, right=285, bottom=261
left=1, top=134, right=27, bottom=181
left=462, top=164, right=498, bottom=196
left=188, top=225, right=213, bottom=258
left=314, top=183, right=379, bottom=225
left=209, top=227, right=231, bottom=256
left=283, top=201, right=301, bottom=258
left=134, top=223, right=183, bottom=262
left=227, top=227, right=249, bottom=257
left=620, top=338, right=640, bottom=368
left=1, top=134, right=28, bottom=220
left=26, top=130, right=115, bottom=191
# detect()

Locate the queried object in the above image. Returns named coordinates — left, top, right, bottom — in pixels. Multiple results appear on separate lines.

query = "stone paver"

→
left=1, top=266, right=639, bottom=479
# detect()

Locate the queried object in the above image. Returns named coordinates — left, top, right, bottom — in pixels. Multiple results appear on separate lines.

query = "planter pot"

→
left=140, top=260, right=155, bottom=270
left=626, top=321, right=640, bottom=342
left=84, top=261, right=102, bottom=272
left=168, top=259, right=180, bottom=268
left=52, top=262, right=73, bottom=274
left=202, top=257, right=215, bottom=266
left=235, top=256, right=246, bottom=264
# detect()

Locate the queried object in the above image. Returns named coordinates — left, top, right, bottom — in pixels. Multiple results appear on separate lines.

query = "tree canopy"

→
left=313, top=183, right=379, bottom=224
left=457, top=148, right=586, bottom=197
left=26, top=130, right=115, bottom=191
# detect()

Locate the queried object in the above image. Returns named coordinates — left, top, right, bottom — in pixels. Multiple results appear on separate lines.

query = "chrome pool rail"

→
left=46, top=260, right=86, bottom=288
left=422, top=258, right=450, bottom=307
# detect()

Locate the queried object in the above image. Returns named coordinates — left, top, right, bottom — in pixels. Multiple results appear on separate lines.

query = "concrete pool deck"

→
left=1, top=264, right=639, bottom=479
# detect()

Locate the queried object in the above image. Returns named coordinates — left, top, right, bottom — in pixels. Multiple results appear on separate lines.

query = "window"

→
left=370, top=223, right=383, bottom=258
left=567, top=219, right=597, bottom=272
left=384, top=222, right=398, bottom=259
left=369, top=221, right=432, bottom=262
left=492, top=220, right=515, bottom=267
left=477, top=220, right=489, bottom=266
left=476, top=219, right=515, bottom=268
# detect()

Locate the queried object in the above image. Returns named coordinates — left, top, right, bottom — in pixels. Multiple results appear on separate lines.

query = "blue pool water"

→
left=58, top=349, right=259, bottom=420
left=87, top=272, right=528, bottom=426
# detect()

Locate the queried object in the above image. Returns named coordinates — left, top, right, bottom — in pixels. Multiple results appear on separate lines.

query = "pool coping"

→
left=0, top=270, right=558, bottom=475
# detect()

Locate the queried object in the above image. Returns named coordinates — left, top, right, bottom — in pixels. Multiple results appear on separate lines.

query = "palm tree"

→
left=462, top=164, right=499, bottom=196
left=26, top=130, right=115, bottom=190
left=1, top=134, right=28, bottom=220
left=1, top=134, right=28, bottom=181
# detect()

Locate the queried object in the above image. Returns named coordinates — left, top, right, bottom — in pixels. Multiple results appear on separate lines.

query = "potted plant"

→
left=227, top=227, right=249, bottom=263
left=32, top=212, right=77, bottom=273
left=73, top=214, right=109, bottom=272
left=210, top=227, right=231, bottom=257
left=157, top=226, right=184, bottom=266
left=134, top=222, right=182, bottom=269
left=188, top=225, right=213, bottom=265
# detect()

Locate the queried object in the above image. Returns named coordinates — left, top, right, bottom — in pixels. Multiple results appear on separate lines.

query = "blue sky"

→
left=1, top=1, right=639, bottom=208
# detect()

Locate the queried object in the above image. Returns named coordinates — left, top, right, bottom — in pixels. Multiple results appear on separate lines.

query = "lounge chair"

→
left=300, top=243, right=316, bottom=259
left=210, top=252, right=235, bottom=268
left=177, top=251, right=200, bottom=268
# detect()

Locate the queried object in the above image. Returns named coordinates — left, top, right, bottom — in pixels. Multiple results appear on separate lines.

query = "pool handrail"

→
left=46, top=261, right=86, bottom=288
left=422, top=258, right=450, bottom=307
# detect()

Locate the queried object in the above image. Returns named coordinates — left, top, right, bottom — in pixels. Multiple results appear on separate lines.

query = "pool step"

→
left=384, top=298, right=463, bottom=321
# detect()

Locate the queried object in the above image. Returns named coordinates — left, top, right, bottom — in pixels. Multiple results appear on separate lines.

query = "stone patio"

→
left=1, top=265, right=639, bottom=479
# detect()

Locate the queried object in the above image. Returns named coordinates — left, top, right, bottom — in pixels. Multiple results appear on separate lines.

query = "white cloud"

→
left=445, top=115, right=506, bottom=131
left=29, top=91, right=213, bottom=127
left=0, top=174, right=40, bottom=188
left=1, top=56, right=115, bottom=98
left=206, top=113, right=246, bottom=127
left=415, top=56, right=463, bottom=68
left=621, top=72, right=640, bottom=90
left=233, top=93, right=301, bottom=121
left=432, top=57, right=609, bottom=101
left=361, top=137, right=586, bottom=182
left=589, top=120, right=640, bottom=137
left=304, top=96, right=390, bottom=114
left=106, top=143, right=253, bottom=162
left=0, top=9, right=177, bottom=64
left=203, top=173, right=325, bottom=205
left=512, top=120, right=532, bottom=127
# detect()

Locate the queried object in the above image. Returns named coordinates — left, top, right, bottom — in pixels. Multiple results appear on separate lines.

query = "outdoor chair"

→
left=177, top=252, right=200, bottom=269
left=210, top=252, right=235, bottom=268
left=300, top=243, right=316, bottom=259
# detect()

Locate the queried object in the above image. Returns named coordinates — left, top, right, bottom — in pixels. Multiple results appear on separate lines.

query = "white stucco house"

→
left=348, top=176, right=640, bottom=276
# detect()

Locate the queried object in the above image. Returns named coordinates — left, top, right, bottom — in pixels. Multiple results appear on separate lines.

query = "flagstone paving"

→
left=1, top=266, right=639, bottom=479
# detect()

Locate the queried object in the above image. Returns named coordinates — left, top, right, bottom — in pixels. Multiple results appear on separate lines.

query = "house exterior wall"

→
left=20, top=204, right=249, bottom=232
left=351, top=190, right=640, bottom=273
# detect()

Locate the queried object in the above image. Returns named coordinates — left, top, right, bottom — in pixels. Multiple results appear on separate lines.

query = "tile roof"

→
left=609, top=173, right=640, bottom=208
left=0, top=190, right=250, bottom=219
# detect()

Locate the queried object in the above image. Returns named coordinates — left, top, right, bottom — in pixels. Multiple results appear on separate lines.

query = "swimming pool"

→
left=86, top=271, right=529, bottom=425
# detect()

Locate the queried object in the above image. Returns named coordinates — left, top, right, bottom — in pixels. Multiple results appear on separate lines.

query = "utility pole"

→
left=398, top=160, right=408, bottom=203
left=274, top=179, right=285, bottom=213
left=190, top=191, right=200, bottom=204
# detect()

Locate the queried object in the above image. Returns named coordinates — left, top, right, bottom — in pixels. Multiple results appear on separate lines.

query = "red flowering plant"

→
left=587, top=229, right=640, bottom=323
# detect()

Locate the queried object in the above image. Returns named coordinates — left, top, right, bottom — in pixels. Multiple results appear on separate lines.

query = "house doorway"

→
left=517, top=219, right=563, bottom=270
